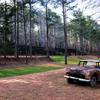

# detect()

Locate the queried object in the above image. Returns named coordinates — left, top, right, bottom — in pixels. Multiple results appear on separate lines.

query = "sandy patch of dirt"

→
left=39, top=62, right=63, bottom=67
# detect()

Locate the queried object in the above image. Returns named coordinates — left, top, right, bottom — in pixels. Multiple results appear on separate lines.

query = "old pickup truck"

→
left=64, top=60, right=100, bottom=87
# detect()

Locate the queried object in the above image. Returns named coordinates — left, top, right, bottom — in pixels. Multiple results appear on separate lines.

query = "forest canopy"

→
left=0, top=0, right=100, bottom=60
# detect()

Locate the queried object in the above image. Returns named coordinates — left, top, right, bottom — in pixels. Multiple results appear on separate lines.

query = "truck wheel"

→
left=90, top=76, right=97, bottom=87
left=67, top=78, right=73, bottom=83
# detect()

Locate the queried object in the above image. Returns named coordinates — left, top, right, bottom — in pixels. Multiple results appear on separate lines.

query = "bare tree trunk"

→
left=79, top=34, right=84, bottom=55
left=22, top=0, right=28, bottom=64
left=29, top=0, right=32, bottom=58
left=79, top=20, right=84, bottom=55
left=89, top=39, right=93, bottom=54
left=46, top=0, right=49, bottom=58
left=4, top=1, right=7, bottom=59
left=75, top=34, right=78, bottom=56
left=16, top=1, right=19, bottom=58
left=62, top=0, right=68, bottom=65
left=13, top=0, right=17, bottom=58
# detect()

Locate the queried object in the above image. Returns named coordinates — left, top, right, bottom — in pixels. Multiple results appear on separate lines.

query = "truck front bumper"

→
left=64, top=75, right=90, bottom=82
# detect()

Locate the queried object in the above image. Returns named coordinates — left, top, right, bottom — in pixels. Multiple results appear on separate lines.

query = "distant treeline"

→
left=0, top=45, right=87, bottom=56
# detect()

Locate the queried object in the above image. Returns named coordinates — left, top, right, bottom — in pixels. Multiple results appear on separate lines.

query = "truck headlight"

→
left=64, top=67, right=70, bottom=74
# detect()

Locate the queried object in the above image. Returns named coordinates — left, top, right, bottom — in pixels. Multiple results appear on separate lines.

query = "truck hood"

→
left=70, top=66, right=95, bottom=72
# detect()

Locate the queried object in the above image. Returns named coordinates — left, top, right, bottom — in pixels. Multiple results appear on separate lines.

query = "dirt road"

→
left=0, top=69, right=100, bottom=100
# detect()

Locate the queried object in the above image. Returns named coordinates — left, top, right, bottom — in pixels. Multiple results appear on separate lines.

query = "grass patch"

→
left=0, top=66, right=62, bottom=78
left=50, top=55, right=79, bottom=65
left=0, top=55, right=79, bottom=78
left=68, top=56, right=79, bottom=65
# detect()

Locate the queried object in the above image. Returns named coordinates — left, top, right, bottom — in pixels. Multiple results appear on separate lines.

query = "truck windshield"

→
left=86, top=62, right=96, bottom=66
left=79, top=61, right=96, bottom=67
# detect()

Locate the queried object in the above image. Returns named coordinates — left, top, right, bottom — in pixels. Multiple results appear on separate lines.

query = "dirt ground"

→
left=0, top=69, right=100, bottom=100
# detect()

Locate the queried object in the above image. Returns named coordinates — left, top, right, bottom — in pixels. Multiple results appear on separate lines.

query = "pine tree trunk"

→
left=89, top=39, right=93, bottom=54
left=79, top=34, right=84, bottom=55
left=4, top=1, right=7, bottom=59
left=62, top=0, right=68, bottom=65
left=46, top=0, right=49, bottom=58
left=13, top=0, right=17, bottom=58
left=22, top=0, right=28, bottom=64
left=29, top=0, right=32, bottom=58
left=16, top=1, right=19, bottom=58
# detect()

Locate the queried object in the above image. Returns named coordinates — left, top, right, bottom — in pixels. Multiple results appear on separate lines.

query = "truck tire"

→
left=90, top=76, right=97, bottom=87
left=67, top=78, right=73, bottom=83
